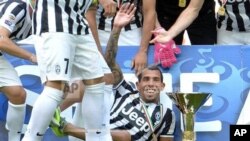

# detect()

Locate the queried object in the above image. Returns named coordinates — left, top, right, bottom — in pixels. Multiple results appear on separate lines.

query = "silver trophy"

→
left=167, top=92, right=211, bottom=141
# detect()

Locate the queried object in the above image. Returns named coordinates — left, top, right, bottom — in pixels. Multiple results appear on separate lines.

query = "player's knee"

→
left=7, top=87, right=26, bottom=104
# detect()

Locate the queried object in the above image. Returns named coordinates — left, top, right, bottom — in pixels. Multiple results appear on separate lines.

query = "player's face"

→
left=136, top=69, right=165, bottom=103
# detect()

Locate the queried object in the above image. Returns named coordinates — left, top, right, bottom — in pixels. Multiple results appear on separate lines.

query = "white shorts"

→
left=98, top=28, right=142, bottom=46
left=217, top=28, right=250, bottom=45
left=34, top=32, right=104, bottom=83
left=98, top=51, right=111, bottom=74
left=0, top=56, right=22, bottom=87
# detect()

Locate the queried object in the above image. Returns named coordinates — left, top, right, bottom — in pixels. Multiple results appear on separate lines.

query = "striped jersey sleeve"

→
left=217, top=1, right=250, bottom=32
left=110, top=80, right=176, bottom=141
left=96, top=0, right=142, bottom=31
left=0, top=0, right=31, bottom=40
left=33, top=0, right=92, bottom=35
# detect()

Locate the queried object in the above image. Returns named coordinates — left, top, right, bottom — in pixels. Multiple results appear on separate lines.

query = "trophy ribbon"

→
left=140, top=101, right=163, bottom=141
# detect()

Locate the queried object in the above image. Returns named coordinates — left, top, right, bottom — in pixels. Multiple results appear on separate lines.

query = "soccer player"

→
left=0, top=0, right=36, bottom=141
left=50, top=3, right=176, bottom=141
left=21, top=0, right=115, bottom=141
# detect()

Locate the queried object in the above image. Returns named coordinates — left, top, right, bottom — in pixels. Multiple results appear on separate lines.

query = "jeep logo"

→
left=120, top=104, right=150, bottom=132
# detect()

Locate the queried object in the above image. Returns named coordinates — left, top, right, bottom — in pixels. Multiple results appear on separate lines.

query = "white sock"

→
left=5, top=102, right=25, bottom=141
left=68, top=103, right=84, bottom=141
left=71, top=103, right=84, bottom=127
left=103, top=85, right=113, bottom=125
left=101, top=85, right=113, bottom=141
left=81, top=82, right=105, bottom=141
left=22, top=86, right=63, bottom=141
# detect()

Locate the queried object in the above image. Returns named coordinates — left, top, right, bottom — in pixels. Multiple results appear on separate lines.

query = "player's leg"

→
left=73, top=34, right=109, bottom=141
left=22, top=33, right=75, bottom=141
left=1, top=87, right=26, bottom=141
left=51, top=115, right=131, bottom=141
left=0, top=57, right=26, bottom=141
left=99, top=51, right=114, bottom=141
left=59, top=80, right=85, bottom=112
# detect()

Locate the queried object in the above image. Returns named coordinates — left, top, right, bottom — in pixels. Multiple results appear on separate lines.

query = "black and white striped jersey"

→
left=96, top=0, right=142, bottom=31
left=33, top=0, right=92, bottom=35
left=111, top=79, right=176, bottom=141
left=217, top=0, right=250, bottom=32
left=0, top=0, right=31, bottom=40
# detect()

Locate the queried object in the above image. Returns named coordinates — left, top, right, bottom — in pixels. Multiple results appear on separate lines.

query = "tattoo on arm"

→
left=105, top=30, right=123, bottom=85
left=105, top=31, right=119, bottom=67
left=112, top=64, right=124, bottom=86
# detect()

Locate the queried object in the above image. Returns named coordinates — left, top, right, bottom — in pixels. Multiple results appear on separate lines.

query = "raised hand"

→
left=113, top=3, right=136, bottom=28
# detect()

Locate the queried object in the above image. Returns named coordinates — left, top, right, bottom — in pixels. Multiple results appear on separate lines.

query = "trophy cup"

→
left=167, top=92, right=211, bottom=141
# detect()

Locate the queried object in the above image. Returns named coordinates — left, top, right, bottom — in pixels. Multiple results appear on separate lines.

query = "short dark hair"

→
left=137, top=65, right=163, bottom=82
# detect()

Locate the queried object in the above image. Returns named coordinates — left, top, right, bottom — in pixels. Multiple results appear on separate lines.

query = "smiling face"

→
left=136, top=67, right=165, bottom=103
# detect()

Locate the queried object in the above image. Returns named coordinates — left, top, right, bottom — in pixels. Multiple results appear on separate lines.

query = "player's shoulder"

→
left=4, top=0, right=26, bottom=6
left=114, top=79, right=138, bottom=95
left=160, top=92, right=173, bottom=110
left=1, top=0, right=27, bottom=12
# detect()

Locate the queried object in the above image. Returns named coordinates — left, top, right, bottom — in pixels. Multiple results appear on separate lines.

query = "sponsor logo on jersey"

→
left=120, top=104, right=150, bottom=132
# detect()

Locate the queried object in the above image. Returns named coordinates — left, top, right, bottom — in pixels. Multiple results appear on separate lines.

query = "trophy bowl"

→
left=166, top=92, right=212, bottom=141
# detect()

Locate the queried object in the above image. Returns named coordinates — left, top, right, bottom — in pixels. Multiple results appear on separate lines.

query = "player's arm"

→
left=105, top=3, right=136, bottom=86
left=0, top=2, right=36, bottom=63
left=85, top=2, right=103, bottom=54
left=152, top=0, right=204, bottom=44
left=63, top=123, right=131, bottom=141
left=132, top=0, right=156, bottom=75
left=111, top=130, right=132, bottom=141
left=167, top=0, right=204, bottom=39
left=0, top=26, right=36, bottom=63
left=160, top=136, right=173, bottom=141
left=104, top=26, right=123, bottom=86
left=140, top=0, right=156, bottom=52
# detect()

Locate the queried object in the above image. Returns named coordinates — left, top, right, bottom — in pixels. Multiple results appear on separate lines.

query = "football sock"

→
left=81, top=82, right=105, bottom=141
left=100, top=85, right=113, bottom=140
left=22, top=86, right=63, bottom=141
left=6, top=102, right=25, bottom=141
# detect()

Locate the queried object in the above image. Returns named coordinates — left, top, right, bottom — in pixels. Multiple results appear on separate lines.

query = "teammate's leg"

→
left=73, top=34, right=108, bottom=141
left=2, top=86, right=26, bottom=141
left=22, top=33, right=74, bottom=141
left=0, top=57, right=26, bottom=141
